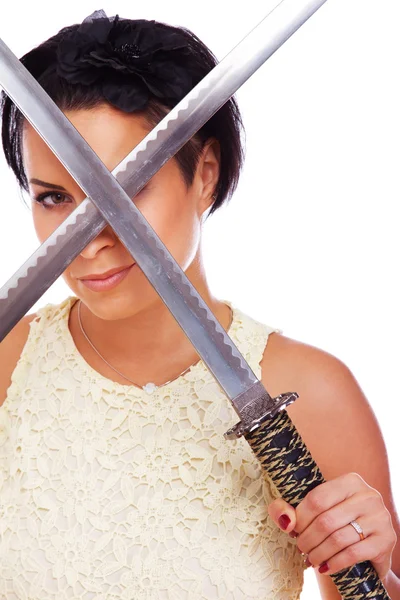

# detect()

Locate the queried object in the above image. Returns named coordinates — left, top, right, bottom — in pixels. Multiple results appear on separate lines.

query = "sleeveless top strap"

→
left=4, top=297, right=73, bottom=411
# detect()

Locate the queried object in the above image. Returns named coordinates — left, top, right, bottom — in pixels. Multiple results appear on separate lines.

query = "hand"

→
left=268, top=472, right=397, bottom=581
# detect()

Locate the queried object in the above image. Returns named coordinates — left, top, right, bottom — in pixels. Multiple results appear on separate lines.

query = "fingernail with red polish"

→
left=318, top=562, right=329, bottom=574
left=305, top=557, right=313, bottom=568
left=289, top=530, right=298, bottom=539
left=278, top=514, right=291, bottom=530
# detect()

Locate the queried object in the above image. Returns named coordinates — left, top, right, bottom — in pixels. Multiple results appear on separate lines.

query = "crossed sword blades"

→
left=0, top=1, right=391, bottom=598
left=0, top=0, right=324, bottom=406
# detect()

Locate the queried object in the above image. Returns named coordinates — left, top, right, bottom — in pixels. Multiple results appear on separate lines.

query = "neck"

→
left=69, top=252, right=231, bottom=387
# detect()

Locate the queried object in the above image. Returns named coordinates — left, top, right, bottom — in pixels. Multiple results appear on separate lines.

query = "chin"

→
left=75, top=283, right=161, bottom=321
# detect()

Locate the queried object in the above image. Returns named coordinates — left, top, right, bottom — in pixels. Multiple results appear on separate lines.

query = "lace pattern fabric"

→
left=0, top=297, right=305, bottom=599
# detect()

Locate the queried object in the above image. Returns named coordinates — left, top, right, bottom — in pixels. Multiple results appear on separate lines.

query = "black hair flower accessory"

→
left=56, top=10, right=196, bottom=112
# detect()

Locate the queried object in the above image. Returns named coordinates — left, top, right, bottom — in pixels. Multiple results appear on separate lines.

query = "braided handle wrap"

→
left=244, top=410, right=391, bottom=599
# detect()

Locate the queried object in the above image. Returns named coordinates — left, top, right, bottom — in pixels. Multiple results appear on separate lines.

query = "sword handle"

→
left=244, top=410, right=391, bottom=599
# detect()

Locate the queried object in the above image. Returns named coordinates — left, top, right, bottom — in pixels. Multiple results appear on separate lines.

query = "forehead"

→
left=22, top=104, right=151, bottom=175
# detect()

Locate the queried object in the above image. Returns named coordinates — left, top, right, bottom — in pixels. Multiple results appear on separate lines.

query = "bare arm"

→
left=261, top=333, right=400, bottom=599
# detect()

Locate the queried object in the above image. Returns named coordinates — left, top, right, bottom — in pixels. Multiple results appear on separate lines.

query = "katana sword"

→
left=0, top=0, right=324, bottom=340
left=0, top=1, right=390, bottom=598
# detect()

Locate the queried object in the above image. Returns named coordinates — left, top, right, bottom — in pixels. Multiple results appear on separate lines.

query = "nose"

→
left=79, top=224, right=118, bottom=259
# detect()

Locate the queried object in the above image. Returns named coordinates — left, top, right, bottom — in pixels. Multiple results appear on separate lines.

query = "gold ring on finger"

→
left=349, top=520, right=365, bottom=541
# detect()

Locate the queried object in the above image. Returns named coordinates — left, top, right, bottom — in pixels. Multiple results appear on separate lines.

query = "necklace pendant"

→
left=142, top=382, right=157, bottom=395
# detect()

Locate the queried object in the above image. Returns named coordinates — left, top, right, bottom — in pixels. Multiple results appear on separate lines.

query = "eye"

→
left=34, top=191, right=72, bottom=209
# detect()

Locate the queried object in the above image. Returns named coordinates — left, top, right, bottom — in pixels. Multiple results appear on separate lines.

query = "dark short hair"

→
left=1, top=16, right=245, bottom=215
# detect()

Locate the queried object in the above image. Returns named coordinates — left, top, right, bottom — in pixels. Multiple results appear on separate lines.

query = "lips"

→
left=79, top=264, right=135, bottom=281
left=79, top=264, right=136, bottom=292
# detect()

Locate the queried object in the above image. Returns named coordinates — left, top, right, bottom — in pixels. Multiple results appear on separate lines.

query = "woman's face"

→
left=22, top=104, right=219, bottom=320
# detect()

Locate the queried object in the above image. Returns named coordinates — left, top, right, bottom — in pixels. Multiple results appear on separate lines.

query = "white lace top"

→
left=0, top=296, right=304, bottom=600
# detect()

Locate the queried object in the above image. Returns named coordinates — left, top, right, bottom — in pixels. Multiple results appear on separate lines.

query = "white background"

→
left=0, top=1, right=399, bottom=597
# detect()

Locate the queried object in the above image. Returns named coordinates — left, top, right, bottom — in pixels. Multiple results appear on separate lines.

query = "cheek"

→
left=137, top=192, right=201, bottom=269
left=32, top=206, right=49, bottom=243
left=32, top=204, right=72, bottom=243
left=32, top=205, right=82, bottom=285
left=61, top=268, right=80, bottom=293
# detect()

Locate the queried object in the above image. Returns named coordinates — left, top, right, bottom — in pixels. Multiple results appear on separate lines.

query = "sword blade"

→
left=0, top=0, right=327, bottom=405
left=0, top=8, right=392, bottom=595
left=0, top=0, right=327, bottom=344
left=0, top=200, right=105, bottom=327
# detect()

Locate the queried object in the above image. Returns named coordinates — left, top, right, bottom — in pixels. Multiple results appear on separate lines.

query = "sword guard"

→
left=224, top=391, right=298, bottom=440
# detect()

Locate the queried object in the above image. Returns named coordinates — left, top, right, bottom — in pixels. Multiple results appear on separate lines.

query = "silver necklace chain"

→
left=77, top=300, right=232, bottom=394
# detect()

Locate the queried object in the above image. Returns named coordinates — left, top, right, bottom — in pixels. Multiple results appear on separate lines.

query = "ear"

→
left=195, top=138, right=221, bottom=216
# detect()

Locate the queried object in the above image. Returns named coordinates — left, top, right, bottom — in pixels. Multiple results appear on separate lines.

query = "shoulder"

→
left=0, top=295, right=75, bottom=408
left=260, top=333, right=384, bottom=481
left=262, top=333, right=356, bottom=398
left=0, top=313, right=38, bottom=407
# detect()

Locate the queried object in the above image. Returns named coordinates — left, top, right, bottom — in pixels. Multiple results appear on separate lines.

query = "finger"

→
left=306, top=516, right=372, bottom=567
left=297, top=491, right=380, bottom=554
left=268, top=498, right=297, bottom=535
left=312, top=536, right=391, bottom=581
left=295, top=473, right=372, bottom=534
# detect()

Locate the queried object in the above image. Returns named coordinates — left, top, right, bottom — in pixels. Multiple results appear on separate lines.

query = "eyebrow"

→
left=29, top=178, right=68, bottom=191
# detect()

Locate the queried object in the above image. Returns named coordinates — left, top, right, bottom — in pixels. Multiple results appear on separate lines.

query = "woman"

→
left=0, top=10, right=398, bottom=600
